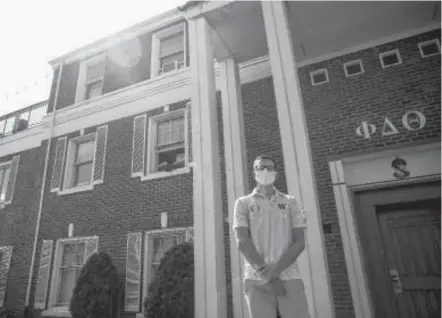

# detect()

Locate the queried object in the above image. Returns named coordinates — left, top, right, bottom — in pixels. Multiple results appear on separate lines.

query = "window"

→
left=379, top=49, right=402, bottom=68
left=75, top=54, right=106, bottom=103
left=151, top=23, right=186, bottom=77
left=0, top=164, right=11, bottom=202
left=310, top=68, right=329, bottom=86
left=73, top=140, right=95, bottom=187
left=343, top=60, right=364, bottom=77
left=43, top=237, right=98, bottom=313
left=418, top=39, right=441, bottom=58
left=56, top=242, right=86, bottom=306
left=145, top=228, right=192, bottom=285
left=154, top=114, right=185, bottom=173
left=63, top=134, right=96, bottom=190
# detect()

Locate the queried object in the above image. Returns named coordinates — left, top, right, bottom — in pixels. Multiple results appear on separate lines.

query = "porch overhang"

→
left=201, top=1, right=441, bottom=64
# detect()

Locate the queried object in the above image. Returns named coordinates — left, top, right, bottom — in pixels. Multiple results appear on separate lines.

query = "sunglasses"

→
left=254, top=164, right=276, bottom=171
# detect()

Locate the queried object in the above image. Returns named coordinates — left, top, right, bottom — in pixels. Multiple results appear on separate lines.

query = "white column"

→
left=262, top=2, right=335, bottom=318
left=188, top=17, right=228, bottom=318
left=219, top=58, right=249, bottom=318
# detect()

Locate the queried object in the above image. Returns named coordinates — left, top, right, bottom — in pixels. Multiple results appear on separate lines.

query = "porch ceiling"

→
left=207, top=1, right=441, bottom=64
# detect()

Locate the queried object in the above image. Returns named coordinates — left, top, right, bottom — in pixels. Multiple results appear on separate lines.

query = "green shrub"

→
left=69, top=252, right=120, bottom=318
left=144, top=242, right=194, bottom=318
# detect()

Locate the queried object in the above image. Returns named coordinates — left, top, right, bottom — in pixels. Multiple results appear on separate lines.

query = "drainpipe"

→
left=25, top=60, right=64, bottom=308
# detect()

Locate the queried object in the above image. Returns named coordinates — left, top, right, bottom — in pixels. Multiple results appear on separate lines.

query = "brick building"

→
left=0, top=1, right=440, bottom=318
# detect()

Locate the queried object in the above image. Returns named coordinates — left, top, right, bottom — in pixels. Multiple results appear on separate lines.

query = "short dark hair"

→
left=253, top=155, right=278, bottom=170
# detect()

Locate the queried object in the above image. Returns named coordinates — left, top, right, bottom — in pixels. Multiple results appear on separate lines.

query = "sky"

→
left=0, top=0, right=186, bottom=117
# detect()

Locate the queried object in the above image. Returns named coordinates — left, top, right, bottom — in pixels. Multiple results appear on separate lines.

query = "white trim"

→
left=309, top=68, right=329, bottom=86
left=329, top=142, right=441, bottom=318
left=379, top=49, right=402, bottom=69
left=343, top=59, right=365, bottom=78
left=140, top=166, right=191, bottom=181
left=42, top=307, right=71, bottom=317
left=75, top=53, right=107, bottom=104
left=57, top=184, right=94, bottom=196
left=262, top=2, right=334, bottom=318
left=62, top=133, right=96, bottom=192
left=219, top=58, right=249, bottom=318
left=0, top=125, right=43, bottom=157
left=418, top=38, right=441, bottom=58
left=296, top=23, right=441, bottom=67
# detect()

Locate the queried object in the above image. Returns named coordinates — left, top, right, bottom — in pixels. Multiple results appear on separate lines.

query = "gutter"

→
left=25, top=60, right=64, bottom=307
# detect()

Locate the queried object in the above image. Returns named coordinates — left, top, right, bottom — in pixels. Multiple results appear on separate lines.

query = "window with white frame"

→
left=54, top=242, right=86, bottom=306
left=151, top=23, right=186, bottom=77
left=418, top=39, right=441, bottom=58
left=75, top=54, right=106, bottom=103
left=148, top=110, right=187, bottom=173
left=145, top=228, right=192, bottom=284
left=0, top=163, right=11, bottom=202
left=64, top=134, right=96, bottom=189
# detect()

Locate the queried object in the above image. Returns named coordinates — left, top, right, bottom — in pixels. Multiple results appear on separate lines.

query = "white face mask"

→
left=255, top=170, right=277, bottom=186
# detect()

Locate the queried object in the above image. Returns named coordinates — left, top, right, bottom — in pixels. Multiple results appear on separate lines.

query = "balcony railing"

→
left=0, top=101, right=48, bottom=137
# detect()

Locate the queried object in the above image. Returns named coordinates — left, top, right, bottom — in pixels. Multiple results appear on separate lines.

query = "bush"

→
left=69, top=252, right=120, bottom=318
left=144, top=242, right=194, bottom=318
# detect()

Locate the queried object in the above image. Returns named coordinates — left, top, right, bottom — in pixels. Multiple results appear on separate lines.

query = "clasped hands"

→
left=256, top=263, right=285, bottom=296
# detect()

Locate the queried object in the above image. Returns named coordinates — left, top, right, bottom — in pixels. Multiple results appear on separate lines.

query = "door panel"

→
left=354, top=182, right=441, bottom=318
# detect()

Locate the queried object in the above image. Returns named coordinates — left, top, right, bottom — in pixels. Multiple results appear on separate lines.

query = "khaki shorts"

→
left=244, top=279, right=310, bottom=318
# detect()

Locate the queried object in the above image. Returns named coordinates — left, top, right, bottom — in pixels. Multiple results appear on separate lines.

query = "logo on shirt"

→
left=249, top=205, right=261, bottom=213
left=278, top=203, right=287, bottom=210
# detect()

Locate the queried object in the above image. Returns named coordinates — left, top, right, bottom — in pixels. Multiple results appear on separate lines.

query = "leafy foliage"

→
left=144, top=242, right=194, bottom=318
left=69, top=252, right=120, bottom=318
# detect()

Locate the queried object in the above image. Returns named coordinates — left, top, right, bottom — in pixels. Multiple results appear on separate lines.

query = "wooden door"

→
left=354, top=181, right=441, bottom=318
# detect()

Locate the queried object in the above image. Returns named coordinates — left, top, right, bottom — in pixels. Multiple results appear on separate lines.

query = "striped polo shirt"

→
left=233, top=188, right=307, bottom=281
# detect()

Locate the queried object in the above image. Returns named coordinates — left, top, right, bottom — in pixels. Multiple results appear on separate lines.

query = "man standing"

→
left=233, top=155, right=310, bottom=318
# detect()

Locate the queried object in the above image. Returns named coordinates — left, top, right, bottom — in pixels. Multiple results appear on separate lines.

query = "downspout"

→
left=25, top=60, right=64, bottom=307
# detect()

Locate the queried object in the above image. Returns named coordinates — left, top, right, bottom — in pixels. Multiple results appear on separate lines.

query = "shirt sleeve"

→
left=232, top=198, right=249, bottom=229
left=289, top=198, right=307, bottom=228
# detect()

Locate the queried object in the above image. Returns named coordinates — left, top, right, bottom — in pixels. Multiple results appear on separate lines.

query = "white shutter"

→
left=93, top=125, right=108, bottom=184
left=34, top=240, right=53, bottom=309
left=51, top=137, right=67, bottom=191
left=4, top=156, right=19, bottom=204
left=132, top=115, right=146, bottom=176
left=185, top=102, right=191, bottom=163
left=0, top=246, right=13, bottom=308
left=125, top=232, right=142, bottom=312
left=84, top=236, right=99, bottom=261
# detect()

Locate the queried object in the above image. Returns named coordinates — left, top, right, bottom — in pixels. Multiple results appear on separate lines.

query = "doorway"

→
left=353, top=181, right=441, bottom=318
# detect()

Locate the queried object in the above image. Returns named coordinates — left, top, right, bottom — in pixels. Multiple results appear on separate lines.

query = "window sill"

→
left=57, top=184, right=94, bottom=196
left=153, top=66, right=189, bottom=81
left=42, top=307, right=71, bottom=317
left=138, top=164, right=193, bottom=181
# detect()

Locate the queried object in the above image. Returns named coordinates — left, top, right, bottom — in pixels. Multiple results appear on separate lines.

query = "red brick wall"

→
left=0, top=147, right=45, bottom=311
left=296, top=29, right=441, bottom=317
left=29, top=101, right=193, bottom=317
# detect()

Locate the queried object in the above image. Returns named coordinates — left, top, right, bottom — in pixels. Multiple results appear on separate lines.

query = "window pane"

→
left=85, top=81, right=103, bottom=100
left=0, top=167, right=10, bottom=201
left=76, top=141, right=94, bottom=164
left=150, top=233, right=184, bottom=279
left=62, top=243, right=86, bottom=266
left=157, top=121, right=171, bottom=146
left=160, top=32, right=184, bottom=57
left=4, top=117, right=16, bottom=134
left=58, top=267, right=81, bottom=305
left=75, top=163, right=93, bottom=186
left=86, top=61, right=105, bottom=83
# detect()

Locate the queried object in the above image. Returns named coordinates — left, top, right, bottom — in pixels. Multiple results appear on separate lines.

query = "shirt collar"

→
left=251, top=187, right=282, bottom=199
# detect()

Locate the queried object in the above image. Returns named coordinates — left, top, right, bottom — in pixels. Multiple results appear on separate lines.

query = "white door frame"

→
left=328, top=141, right=441, bottom=318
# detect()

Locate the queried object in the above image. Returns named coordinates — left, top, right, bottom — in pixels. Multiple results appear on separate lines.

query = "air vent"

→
left=418, top=39, right=441, bottom=58
left=310, top=69, right=329, bottom=86
left=343, top=60, right=364, bottom=77
left=379, top=49, right=402, bottom=69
